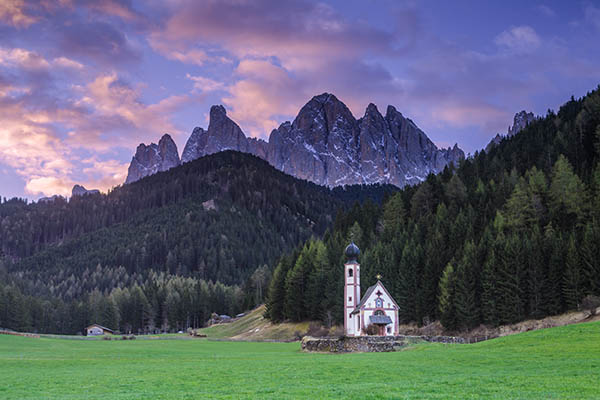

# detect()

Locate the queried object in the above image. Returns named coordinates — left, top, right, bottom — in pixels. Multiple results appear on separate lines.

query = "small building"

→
left=86, top=324, right=114, bottom=336
left=344, top=242, right=399, bottom=336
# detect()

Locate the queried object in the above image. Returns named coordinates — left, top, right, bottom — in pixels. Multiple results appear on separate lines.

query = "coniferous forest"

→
left=0, top=151, right=395, bottom=334
left=2, top=87, right=600, bottom=335
left=266, top=87, right=600, bottom=331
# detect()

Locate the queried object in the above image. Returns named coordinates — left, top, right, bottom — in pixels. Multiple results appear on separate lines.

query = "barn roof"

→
left=86, top=324, right=114, bottom=333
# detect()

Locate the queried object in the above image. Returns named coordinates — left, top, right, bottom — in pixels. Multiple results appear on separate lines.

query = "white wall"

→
left=87, top=327, right=104, bottom=336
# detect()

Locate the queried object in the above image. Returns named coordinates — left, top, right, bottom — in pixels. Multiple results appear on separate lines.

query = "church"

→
left=344, top=242, right=399, bottom=336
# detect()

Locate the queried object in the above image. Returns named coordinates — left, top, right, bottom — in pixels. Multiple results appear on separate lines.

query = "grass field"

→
left=1, top=321, right=599, bottom=399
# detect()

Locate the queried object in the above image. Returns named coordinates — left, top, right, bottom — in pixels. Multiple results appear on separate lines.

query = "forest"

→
left=266, top=86, right=600, bottom=331
left=0, top=151, right=395, bottom=334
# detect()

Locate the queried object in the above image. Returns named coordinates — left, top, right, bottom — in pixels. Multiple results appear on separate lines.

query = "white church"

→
left=344, top=242, right=399, bottom=336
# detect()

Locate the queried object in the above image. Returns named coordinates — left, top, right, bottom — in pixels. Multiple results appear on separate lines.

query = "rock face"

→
left=125, top=134, right=181, bottom=184
left=72, top=185, right=100, bottom=197
left=179, top=93, right=464, bottom=187
left=508, top=110, right=536, bottom=137
left=486, top=110, right=537, bottom=152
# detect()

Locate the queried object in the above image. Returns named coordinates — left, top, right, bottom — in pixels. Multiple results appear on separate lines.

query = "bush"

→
left=102, top=336, right=111, bottom=340
left=365, top=324, right=379, bottom=336
left=329, top=326, right=344, bottom=337
left=582, top=295, right=600, bottom=316
left=307, top=322, right=329, bottom=337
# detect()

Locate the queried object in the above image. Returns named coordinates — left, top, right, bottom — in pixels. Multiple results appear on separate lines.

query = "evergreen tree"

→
left=438, top=263, right=458, bottom=330
left=563, top=234, right=583, bottom=310
left=454, top=241, right=480, bottom=329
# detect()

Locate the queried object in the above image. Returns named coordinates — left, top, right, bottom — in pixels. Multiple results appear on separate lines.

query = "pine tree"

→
left=438, top=263, right=457, bottom=330
left=580, top=221, right=600, bottom=295
left=563, top=234, right=583, bottom=310
left=454, top=241, right=481, bottom=329
left=481, top=249, right=500, bottom=326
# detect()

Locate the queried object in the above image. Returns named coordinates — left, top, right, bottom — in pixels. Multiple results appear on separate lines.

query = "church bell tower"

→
left=344, top=242, right=361, bottom=336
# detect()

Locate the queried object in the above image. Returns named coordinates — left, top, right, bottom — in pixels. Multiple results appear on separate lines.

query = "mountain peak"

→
left=508, top=110, right=536, bottom=136
left=210, top=104, right=227, bottom=119
left=72, top=184, right=100, bottom=197
left=134, top=92, right=464, bottom=188
left=125, top=133, right=181, bottom=184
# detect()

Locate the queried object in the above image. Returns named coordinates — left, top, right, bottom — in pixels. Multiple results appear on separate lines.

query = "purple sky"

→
left=1, top=0, right=600, bottom=199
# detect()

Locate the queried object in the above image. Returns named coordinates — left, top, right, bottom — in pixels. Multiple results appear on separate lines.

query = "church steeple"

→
left=344, top=242, right=361, bottom=336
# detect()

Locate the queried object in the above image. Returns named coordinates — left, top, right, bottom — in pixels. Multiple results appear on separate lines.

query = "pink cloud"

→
left=0, top=0, right=38, bottom=28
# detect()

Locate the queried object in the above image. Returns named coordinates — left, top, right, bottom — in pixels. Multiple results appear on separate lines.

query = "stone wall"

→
left=301, top=335, right=465, bottom=353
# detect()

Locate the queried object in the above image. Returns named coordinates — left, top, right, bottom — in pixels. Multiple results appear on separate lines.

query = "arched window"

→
left=348, top=268, right=353, bottom=277
left=374, top=310, right=385, bottom=316
left=375, top=298, right=383, bottom=308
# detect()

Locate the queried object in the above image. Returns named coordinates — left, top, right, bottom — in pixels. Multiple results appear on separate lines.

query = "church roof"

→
left=369, top=314, right=392, bottom=325
left=351, top=280, right=399, bottom=314
left=351, top=283, right=377, bottom=314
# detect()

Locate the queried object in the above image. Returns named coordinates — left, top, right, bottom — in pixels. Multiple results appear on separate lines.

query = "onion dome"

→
left=345, top=242, right=360, bottom=262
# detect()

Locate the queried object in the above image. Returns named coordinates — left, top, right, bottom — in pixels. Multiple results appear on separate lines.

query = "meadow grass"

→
left=0, top=321, right=598, bottom=399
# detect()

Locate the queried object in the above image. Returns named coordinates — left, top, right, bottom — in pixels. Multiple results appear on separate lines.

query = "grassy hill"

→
left=1, top=320, right=598, bottom=398
left=197, top=305, right=318, bottom=341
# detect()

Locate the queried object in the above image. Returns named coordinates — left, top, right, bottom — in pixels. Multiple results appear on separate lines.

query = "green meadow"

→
left=1, top=321, right=599, bottom=399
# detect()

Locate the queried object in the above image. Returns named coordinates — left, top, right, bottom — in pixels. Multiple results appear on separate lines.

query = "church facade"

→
left=344, top=242, right=399, bottom=336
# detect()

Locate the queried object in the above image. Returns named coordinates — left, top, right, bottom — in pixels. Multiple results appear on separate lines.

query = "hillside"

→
left=197, top=305, right=314, bottom=341
left=0, top=321, right=598, bottom=398
left=266, top=85, right=600, bottom=330
left=0, top=151, right=396, bottom=334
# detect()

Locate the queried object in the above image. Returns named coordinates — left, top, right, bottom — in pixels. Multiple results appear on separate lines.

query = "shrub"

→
left=365, top=324, right=379, bottom=336
left=307, top=322, right=329, bottom=337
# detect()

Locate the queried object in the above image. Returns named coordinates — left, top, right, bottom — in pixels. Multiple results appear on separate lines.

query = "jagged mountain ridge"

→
left=128, top=93, right=464, bottom=187
left=487, top=110, right=537, bottom=151
left=126, top=134, right=181, bottom=184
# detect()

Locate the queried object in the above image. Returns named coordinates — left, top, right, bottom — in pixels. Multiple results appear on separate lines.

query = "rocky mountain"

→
left=487, top=110, right=537, bottom=151
left=72, top=185, right=100, bottom=197
left=139, top=94, right=464, bottom=187
left=125, top=134, right=180, bottom=184
left=508, top=111, right=536, bottom=137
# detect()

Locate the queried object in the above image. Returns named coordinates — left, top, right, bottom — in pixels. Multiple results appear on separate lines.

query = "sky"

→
left=1, top=0, right=600, bottom=200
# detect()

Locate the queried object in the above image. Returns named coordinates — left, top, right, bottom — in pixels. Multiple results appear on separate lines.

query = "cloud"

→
left=495, top=26, right=541, bottom=53
left=25, top=176, right=73, bottom=197
left=0, top=0, right=38, bottom=28
left=58, top=21, right=141, bottom=66
left=186, top=73, right=225, bottom=92
left=158, top=0, right=399, bottom=65
left=0, top=47, right=50, bottom=69
left=149, top=36, right=232, bottom=66
left=0, top=55, right=191, bottom=196
left=222, top=60, right=308, bottom=137
left=53, top=56, right=84, bottom=69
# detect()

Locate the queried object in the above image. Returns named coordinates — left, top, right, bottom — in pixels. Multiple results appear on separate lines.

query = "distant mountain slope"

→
left=1, top=151, right=397, bottom=295
left=129, top=93, right=464, bottom=187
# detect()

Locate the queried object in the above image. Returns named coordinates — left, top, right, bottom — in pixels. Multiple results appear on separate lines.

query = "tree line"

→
left=266, top=86, right=600, bottom=331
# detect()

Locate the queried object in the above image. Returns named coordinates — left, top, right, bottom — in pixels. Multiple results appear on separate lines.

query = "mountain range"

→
left=126, top=93, right=465, bottom=187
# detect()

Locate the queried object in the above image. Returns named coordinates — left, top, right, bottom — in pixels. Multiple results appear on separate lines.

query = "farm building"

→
left=344, top=242, right=399, bottom=336
left=86, top=324, right=114, bottom=336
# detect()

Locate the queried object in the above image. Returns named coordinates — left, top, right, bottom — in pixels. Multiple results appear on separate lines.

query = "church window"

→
left=374, top=310, right=385, bottom=316
left=348, top=269, right=353, bottom=277
left=348, top=296, right=352, bottom=302
left=387, top=326, right=391, bottom=334
left=375, top=298, right=383, bottom=308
